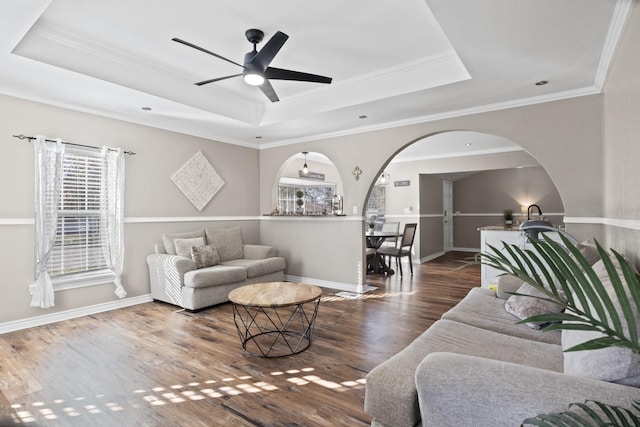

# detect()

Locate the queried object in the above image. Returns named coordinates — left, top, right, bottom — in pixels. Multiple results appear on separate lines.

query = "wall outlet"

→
left=352, top=205, right=358, bottom=214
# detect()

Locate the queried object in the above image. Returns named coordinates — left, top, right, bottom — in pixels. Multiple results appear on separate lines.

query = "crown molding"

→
left=259, top=85, right=600, bottom=149
left=594, top=0, right=633, bottom=90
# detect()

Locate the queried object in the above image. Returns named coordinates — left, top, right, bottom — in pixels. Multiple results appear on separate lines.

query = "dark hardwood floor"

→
left=0, top=252, right=479, bottom=426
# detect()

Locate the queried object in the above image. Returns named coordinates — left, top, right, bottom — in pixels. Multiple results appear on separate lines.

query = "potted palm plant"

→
left=476, top=235, right=640, bottom=425
left=295, top=190, right=304, bottom=214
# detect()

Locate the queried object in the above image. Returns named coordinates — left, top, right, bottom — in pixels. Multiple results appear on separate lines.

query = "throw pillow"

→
left=205, top=226, right=244, bottom=261
left=562, top=257, right=640, bottom=386
left=162, top=228, right=206, bottom=255
left=191, top=244, right=220, bottom=269
left=504, top=282, right=565, bottom=329
left=174, top=237, right=206, bottom=258
left=575, top=240, right=601, bottom=267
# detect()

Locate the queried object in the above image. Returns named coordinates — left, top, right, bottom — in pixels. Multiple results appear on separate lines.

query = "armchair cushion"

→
left=243, top=244, right=278, bottom=259
left=191, top=244, right=220, bottom=269
left=184, top=265, right=247, bottom=288
left=174, top=237, right=206, bottom=258
left=505, top=282, right=565, bottom=329
left=206, top=226, right=243, bottom=261
left=221, top=257, right=286, bottom=278
left=416, top=352, right=640, bottom=427
left=162, top=228, right=206, bottom=255
left=562, top=257, right=640, bottom=386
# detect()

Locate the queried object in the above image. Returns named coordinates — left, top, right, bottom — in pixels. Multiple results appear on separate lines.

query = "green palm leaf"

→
left=474, top=234, right=640, bottom=354
left=521, top=400, right=640, bottom=426
left=471, top=235, right=640, bottom=427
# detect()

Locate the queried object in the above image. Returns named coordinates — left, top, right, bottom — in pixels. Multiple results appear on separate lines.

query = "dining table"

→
left=365, top=230, right=401, bottom=275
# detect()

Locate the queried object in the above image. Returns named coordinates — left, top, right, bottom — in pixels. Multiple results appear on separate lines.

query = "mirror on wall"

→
left=270, top=152, right=344, bottom=216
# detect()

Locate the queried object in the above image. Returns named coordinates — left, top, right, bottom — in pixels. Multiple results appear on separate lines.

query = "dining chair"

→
left=375, top=223, right=417, bottom=277
left=379, top=221, right=400, bottom=266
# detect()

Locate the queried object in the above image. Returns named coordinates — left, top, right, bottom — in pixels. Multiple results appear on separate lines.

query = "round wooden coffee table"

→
left=228, top=282, right=322, bottom=358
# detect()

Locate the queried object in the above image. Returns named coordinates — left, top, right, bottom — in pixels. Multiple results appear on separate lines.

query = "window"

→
left=47, top=146, right=109, bottom=280
left=366, top=184, right=386, bottom=216
left=277, top=183, right=336, bottom=215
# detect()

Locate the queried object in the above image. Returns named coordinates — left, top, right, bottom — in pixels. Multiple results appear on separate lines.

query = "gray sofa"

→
left=364, top=274, right=640, bottom=426
left=147, top=226, right=285, bottom=311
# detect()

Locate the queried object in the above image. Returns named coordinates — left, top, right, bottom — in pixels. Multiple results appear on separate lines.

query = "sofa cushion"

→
left=191, top=244, right=220, bottom=269
left=162, top=228, right=206, bottom=255
left=221, top=257, right=286, bottom=278
left=441, top=288, right=561, bottom=344
left=364, top=319, right=563, bottom=427
left=183, top=265, right=247, bottom=289
left=206, top=226, right=244, bottom=261
left=575, top=240, right=601, bottom=266
left=562, top=257, right=640, bottom=386
left=505, top=282, right=565, bottom=329
left=174, top=237, right=206, bottom=258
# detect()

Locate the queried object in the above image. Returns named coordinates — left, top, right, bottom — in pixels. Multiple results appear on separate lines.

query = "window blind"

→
left=47, top=148, right=108, bottom=277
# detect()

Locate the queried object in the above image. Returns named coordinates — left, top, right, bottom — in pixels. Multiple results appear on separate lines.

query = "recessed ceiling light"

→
left=535, top=80, right=549, bottom=86
left=358, top=115, right=367, bottom=119
left=465, top=143, right=472, bottom=147
left=141, top=107, right=152, bottom=111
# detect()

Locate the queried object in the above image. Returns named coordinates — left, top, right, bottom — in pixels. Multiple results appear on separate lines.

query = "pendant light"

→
left=302, top=151, right=309, bottom=175
left=379, top=171, right=390, bottom=185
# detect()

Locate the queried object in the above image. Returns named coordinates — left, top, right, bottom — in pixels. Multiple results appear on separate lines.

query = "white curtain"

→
left=31, top=136, right=64, bottom=308
left=101, top=147, right=127, bottom=298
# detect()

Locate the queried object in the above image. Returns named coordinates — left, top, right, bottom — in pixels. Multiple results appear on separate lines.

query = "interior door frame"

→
left=443, top=180, right=453, bottom=252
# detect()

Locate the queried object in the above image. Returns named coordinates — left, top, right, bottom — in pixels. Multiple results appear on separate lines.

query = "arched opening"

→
left=271, top=151, right=344, bottom=216
left=364, top=130, right=565, bottom=276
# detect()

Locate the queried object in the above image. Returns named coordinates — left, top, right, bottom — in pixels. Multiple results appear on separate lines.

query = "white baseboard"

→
left=0, top=294, right=153, bottom=335
left=420, top=251, right=445, bottom=263
left=453, top=247, right=480, bottom=253
left=284, top=275, right=359, bottom=293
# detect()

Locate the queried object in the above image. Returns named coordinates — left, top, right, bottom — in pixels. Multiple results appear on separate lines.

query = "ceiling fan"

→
left=172, top=29, right=332, bottom=103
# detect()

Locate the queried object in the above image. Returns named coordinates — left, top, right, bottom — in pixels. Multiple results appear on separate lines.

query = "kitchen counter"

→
left=477, top=225, right=521, bottom=231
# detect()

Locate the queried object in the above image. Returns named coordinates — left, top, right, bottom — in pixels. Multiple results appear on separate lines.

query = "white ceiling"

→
left=0, top=0, right=629, bottom=155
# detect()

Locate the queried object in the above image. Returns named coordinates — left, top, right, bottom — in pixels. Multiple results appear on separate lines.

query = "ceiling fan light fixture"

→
left=243, top=72, right=265, bottom=86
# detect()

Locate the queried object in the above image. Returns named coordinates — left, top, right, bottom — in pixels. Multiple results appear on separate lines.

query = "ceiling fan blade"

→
left=195, top=74, right=243, bottom=86
left=265, top=67, right=332, bottom=84
left=172, top=37, right=244, bottom=68
left=258, top=80, right=280, bottom=103
left=251, top=31, right=289, bottom=70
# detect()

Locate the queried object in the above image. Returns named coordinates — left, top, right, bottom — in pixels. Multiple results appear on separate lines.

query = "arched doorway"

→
left=364, top=131, right=565, bottom=270
left=272, top=151, right=344, bottom=216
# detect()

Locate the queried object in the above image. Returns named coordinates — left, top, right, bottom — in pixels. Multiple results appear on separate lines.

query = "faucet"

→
left=527, top=204, right=542, bottom=220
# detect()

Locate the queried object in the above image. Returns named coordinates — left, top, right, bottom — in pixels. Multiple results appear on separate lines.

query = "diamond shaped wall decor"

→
left=171, top=151, right=225, bottom=211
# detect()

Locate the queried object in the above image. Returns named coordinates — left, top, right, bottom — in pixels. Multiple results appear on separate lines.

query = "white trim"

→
left=420, top=251, right=445, bottom=264
left=0, top=294, right=153, bottom=335
left=124, top=216, right=259, bottom=223
left=52, top=270, right=115, bottom=291
left=453, top=212, right=565, bottom=217
left=564, top=216, right=640, bottom=231
left=0, top=215, right=365, bottom=225
left=284, top=274, right=358, bottom=293
left=262, top=215, right=361, bottom=222
left=595, top=0, right=633, bottom=90
left=0, top=218, right=34, bottom=225
left=259, top=87, right=600, bottom=149
left=391, top=146, right=524, bottom=163
left=453, top=247, right=480, bottom=253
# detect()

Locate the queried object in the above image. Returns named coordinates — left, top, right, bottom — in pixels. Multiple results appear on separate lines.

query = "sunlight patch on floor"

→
left=8, top=365, right=365, bottom=424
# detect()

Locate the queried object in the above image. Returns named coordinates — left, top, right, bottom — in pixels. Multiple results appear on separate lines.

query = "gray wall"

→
left=603, top=1, right=640, bottom=265
left=0, top=94, right=261, bottom=324
left=452, top=166, right=564, bottom=249
left=260, top=95, right=604, bottom=288
left=419, top=175, right=444, bottom=259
